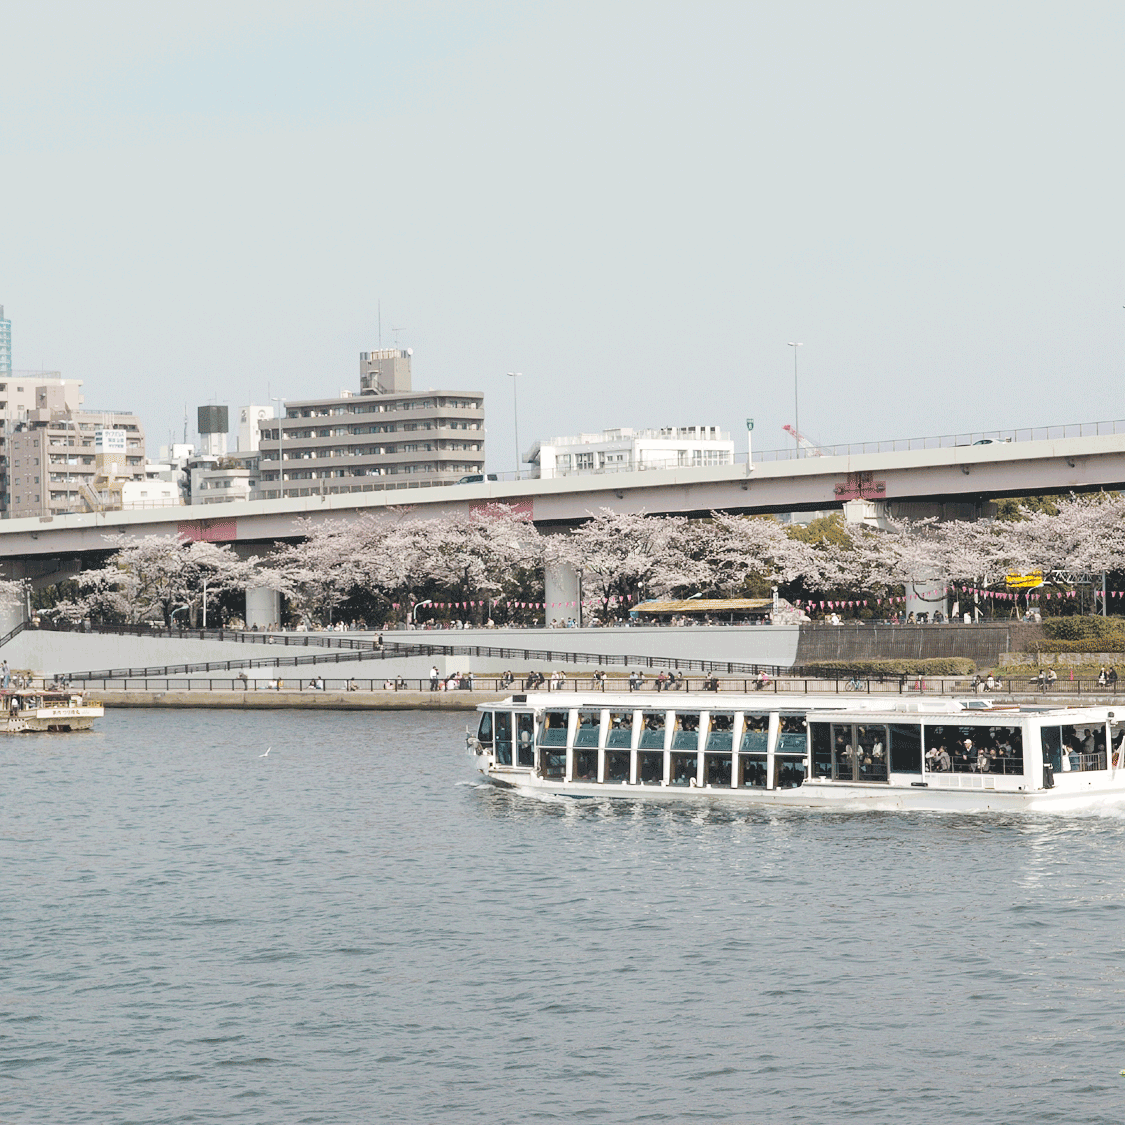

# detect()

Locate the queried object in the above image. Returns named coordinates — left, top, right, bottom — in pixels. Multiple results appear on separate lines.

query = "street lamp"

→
left=507, top=372, right=521, bottom=476
left=202, top=578, right=208, bottom=629
left=788, top=343, right=803, bottom=458
left=411, top=599, right=433, bottom=626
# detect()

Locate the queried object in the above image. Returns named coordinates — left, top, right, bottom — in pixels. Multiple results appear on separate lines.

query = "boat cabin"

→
left=475, top=694, right=1125, bottom=796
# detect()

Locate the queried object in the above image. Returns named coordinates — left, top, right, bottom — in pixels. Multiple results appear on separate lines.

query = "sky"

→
left=2, top=0, right=1124, bottom=470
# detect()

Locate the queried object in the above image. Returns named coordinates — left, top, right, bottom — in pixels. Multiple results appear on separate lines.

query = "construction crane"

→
left=781, top=424, right=825, bottom=456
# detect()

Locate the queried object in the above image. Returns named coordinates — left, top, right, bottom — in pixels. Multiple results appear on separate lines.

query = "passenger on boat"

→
left=953, top=738, right=971, bottom=771
left=936, top=745, right=951, bottom=771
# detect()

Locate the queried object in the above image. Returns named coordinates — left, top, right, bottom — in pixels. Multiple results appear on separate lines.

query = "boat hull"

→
left=2, top=706, right=103, bottom=733
left=483, top=770, right=1125, bottom=813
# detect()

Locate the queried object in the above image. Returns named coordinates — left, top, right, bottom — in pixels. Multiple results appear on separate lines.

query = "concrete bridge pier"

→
left=245, top=586, right=281, bottom=630
left=544, top=560, right=581, bottom=626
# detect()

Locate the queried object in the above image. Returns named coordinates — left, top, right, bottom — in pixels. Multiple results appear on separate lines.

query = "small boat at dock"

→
left=1, top=688, right=104, bottom=733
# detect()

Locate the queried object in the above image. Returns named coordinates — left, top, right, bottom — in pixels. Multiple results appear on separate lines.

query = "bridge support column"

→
left=544, top=560, right=580, bottom=627
left=841, top=499, right=890, bottom=529
left=0, top=599, right=27, bottom=638
left=245, top=586, right=280, bottom=630
left=905, top=575, right=949, bottom=623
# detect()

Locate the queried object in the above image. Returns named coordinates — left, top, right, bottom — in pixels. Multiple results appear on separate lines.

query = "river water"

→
left=3, top=708, right=1125, bottom=1124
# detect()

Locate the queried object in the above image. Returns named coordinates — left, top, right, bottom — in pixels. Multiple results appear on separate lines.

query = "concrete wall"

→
left=391, top=624, right=800, bottom=666
left=1, top=624, right=800, bottom=677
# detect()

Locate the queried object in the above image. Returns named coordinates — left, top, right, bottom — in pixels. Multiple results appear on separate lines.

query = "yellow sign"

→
left=1006, top=572, right=1043, bottom=589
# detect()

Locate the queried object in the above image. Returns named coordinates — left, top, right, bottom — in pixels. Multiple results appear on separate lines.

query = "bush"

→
left=1029, top=638, right=1125, bottom=654
left=797, top=658, right=977, bottom=678
left=1041, top=616, right=1125, bottom=642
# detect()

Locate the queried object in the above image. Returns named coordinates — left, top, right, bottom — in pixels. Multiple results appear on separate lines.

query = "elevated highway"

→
left=2, top=426, right=1125, bottom=572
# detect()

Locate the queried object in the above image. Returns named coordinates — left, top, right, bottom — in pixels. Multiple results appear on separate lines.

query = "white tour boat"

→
left=469, top=691, right=1125, bottom=812
left=1, top=688, right=104, bottom=733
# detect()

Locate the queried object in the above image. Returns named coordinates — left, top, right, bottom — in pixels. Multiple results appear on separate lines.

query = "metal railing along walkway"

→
left=58, top=672, right=1125, bottom=700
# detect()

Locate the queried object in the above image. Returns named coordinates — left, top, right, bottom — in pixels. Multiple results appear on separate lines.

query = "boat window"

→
left=573, top=747, right=598, bottom=781
left=777, top=715, right=807, bottom=755
left=706, top=713, right=734, bottom=751
left=575, top=710, right=601, bottom=748
left=855, top=725, right=888, bottom=782
left=605, top=748, right=631, bottom=782
left=928, top=724, right=1024, bottom=775
left=670, top=751, right=698, bottom=786
left=672, top=712, right=700, bottom=750
left=740, top=715, right=768, bottom=754
left=1111, top=721, right=1125, bottom=768
left=705, top=751, right=732, bottom=787
left=922, top=726, right=953, bottom=774
left=639, top=712, right=666, bottom=749
left=477, top=711, right=493, bottom=747
left=831, top=725, right=853, bottom=781
left=538, top=747, right=566, bottom=779
left=495, top=711, right=512, bottom=766
left=638, top=750, right=665, bottom=784
left=607, top=711, right=633, bottom=748
left=1040, top=726, right=1062, bottom=774
left=517, top=713, right=535, bottom=767
left=889, top=724, right=922, bottom=773
left=538, top=711, right=569, bottom=746
left=811, top=723, right=832, bottom=778
left=739, top=754, right=767, bottom=788
left=775, top=758, right=806, bottom=788
left=1041, top=724, right=1105, bottom=774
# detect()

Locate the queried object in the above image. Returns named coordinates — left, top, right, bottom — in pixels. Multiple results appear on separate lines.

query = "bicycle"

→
left=844, top=676, right=865, bottom=691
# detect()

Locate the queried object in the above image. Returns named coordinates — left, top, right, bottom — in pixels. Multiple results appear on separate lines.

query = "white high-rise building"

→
left=526, top=426, right=734, bottom=479
left=238, top=404, right=274, bottom=452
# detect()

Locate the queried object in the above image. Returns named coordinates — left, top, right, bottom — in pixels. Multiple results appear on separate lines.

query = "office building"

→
left=526, top=426, right=733, bottom=479
left=258, top=348, right=485, bottom=498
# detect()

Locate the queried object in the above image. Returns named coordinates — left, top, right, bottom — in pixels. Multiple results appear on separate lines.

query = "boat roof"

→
left=632, top=598, right=773, bottom=615
left=482, top=693, right=1124, bottom=720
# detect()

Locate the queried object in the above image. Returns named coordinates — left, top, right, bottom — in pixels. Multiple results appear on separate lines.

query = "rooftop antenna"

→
left=392, top=326, right=403, bottom=348
left=183, top=404, right=188, bottom=446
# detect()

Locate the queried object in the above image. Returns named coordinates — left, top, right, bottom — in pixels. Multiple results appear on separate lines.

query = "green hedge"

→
left=1030, top=638, right=1125, bottom=654
left=798, top=658, right=977, bottom=677
left=1041, top=616, right=1125, bottom=642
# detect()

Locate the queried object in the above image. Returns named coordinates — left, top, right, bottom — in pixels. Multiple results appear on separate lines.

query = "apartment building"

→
left=258, top=349, right=485, bottom=498
left=8, top=386, right=145, bottom=518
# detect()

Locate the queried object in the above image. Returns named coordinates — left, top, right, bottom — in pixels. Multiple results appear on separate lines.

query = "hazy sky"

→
left=3, top=1, right=1123, bottom=468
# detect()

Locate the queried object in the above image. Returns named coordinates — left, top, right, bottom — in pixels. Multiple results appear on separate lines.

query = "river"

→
left=2, top=708, right=1123, bottom=1123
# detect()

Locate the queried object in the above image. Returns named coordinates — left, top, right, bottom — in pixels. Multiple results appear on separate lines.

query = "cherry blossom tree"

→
left=58, top=535, right=258, bottom=626
left=557, top=509, right=709, bottom=607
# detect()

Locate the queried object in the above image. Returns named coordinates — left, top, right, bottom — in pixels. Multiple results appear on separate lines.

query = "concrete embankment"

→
left=92, top=687, right=1123, bottom=710
left=96, top=689, right=490, bottom=710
